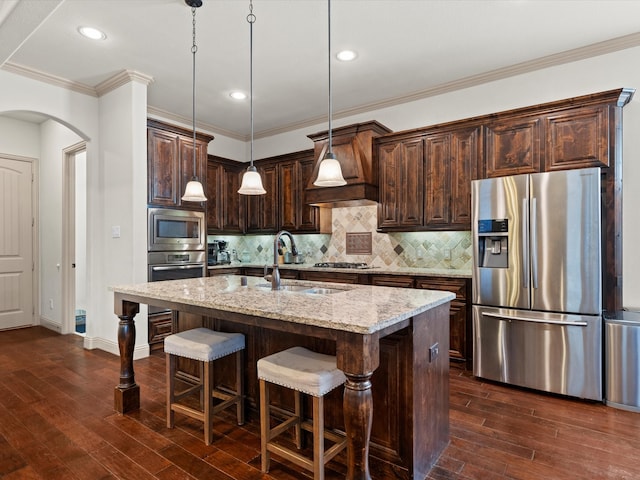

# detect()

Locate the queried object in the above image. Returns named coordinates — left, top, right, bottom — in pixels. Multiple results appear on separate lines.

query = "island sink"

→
left=253, top=283, right=350, bottom=295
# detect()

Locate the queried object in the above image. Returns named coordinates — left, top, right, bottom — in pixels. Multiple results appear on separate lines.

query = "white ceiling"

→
left=2, top=0, right=640, bottom=139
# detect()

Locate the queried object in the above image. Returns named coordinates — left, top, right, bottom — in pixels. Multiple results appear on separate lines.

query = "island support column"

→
left=337, top=331, right=380, bottom=480
left=114, top=296, right=140, bottom=413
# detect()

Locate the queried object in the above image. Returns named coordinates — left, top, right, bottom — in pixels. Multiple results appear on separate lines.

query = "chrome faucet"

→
left=264, top=230, right=298, bottom=290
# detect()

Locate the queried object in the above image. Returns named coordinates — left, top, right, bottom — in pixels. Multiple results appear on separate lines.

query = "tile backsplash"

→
left=209, top=205, right=472, bottom=270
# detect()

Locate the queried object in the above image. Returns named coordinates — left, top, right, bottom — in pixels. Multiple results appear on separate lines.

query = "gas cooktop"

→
left=313, top=262, right=371, bottom=269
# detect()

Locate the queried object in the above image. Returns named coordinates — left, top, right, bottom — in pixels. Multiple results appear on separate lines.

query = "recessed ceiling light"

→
left=78, top=26, right=106, bottom=40
left=336, top=50, right=357, bottom=62
left=229, top=91, right=247, bottom=100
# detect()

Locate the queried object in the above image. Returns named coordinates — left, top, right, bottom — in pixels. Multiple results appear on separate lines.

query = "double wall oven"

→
left=147, top=208, right=206, bottom=314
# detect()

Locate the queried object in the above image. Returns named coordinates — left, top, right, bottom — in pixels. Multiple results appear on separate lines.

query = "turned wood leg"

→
left=343, top=372, right=373, bottom=480
left=114, top=299, right=140, bottom=413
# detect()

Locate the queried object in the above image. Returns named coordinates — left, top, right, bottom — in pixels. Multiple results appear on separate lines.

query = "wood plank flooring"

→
left=1, top=326, right=639, bottom=479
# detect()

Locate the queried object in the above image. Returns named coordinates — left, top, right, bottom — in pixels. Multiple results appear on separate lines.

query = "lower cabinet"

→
left=415, top=276, right=470, bottom=362
left=148, top=311, right=173, bottom=352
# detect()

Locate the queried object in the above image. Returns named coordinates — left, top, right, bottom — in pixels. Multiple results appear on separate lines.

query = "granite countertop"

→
left=111, top=275, right=455, bottom=335
left=208, top=263, right=472, bottom=279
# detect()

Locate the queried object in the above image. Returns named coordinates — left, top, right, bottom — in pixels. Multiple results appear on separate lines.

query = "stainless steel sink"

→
left=303, top=287, right=348, bottom=295
left=254, top=283, right=349, bottom=294
left=254, top=283, right=310, bottom=292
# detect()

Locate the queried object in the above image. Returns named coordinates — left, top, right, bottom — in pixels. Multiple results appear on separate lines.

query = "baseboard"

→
left=83, top=335, right=150, bottom=360
left=39, top=316, right=62, bottom=333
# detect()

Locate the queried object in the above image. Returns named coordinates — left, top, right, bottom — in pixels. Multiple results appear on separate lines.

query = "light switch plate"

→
left=111, top=225, right=121, bottom=238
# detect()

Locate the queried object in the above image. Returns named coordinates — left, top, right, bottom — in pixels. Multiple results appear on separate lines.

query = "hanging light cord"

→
left=327, top=0, right=332, bottom=156
left=191, top=5, right=198, bottom=179
left=248, top=1, right=255, bottom=167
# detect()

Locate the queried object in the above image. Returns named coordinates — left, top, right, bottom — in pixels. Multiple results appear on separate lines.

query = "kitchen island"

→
left=111, top=275, right=454, bottom=480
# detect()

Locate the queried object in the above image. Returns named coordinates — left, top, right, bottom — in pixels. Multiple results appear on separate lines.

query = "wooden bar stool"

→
left=164, top=327, right=245, bottom=445
left=257, top=346, right=347, bottom=480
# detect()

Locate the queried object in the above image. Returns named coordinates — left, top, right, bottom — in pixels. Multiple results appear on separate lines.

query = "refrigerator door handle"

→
left=522, top=199, right=529, bottom=289
left=483, top=311, right=588, bottom=327
left=531, top=197, right=538, bottom=289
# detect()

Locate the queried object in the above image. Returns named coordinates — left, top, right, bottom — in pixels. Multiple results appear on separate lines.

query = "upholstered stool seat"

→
left=165, top=327, right=245, bottom=445
left=257, top=346, right=347, bottom=479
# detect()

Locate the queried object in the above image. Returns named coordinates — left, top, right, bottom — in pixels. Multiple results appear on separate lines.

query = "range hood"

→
left=305, top=121, right=392, bottom=207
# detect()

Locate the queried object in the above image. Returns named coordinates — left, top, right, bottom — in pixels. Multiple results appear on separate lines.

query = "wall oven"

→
left=148, top=207, right=206, bottom=252
left=147, top=208, right=206, bottom=314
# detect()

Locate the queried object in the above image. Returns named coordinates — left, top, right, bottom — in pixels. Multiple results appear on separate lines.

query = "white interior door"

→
left=0, top=157, right=33, bottom=330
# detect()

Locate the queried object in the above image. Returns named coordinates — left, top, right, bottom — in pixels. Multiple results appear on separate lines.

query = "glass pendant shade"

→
left=313, top=152, right=346, bottom=186
left=238, top=165, right=267, bottom=194
left=182, top=179, right=207, bottom=202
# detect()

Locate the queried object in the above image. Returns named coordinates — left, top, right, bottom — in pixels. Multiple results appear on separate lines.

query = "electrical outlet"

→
left=443, top=248, right=451, bottom=260
left=429, top=342, right=439, bottom=362
left=49, top=299, right=54, bottom=310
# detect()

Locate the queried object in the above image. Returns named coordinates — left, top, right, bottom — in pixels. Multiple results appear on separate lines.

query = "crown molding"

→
left=146, top=105, right=246, bottom=141
left=2, top=62, right=98, bottom=96
left=95, top=70, right=154, bottom=96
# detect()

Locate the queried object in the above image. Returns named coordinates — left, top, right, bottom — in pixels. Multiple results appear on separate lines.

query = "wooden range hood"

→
left=305, top=121, right=392, bottom=207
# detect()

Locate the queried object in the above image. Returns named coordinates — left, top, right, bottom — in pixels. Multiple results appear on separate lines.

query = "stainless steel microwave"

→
left=147, top=208, right=206, bottom=252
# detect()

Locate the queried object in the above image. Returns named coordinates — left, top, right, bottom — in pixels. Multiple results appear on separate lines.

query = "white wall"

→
left=39, top=119, right=82, bottom=329
left=0, top=116, right=40, bottom=158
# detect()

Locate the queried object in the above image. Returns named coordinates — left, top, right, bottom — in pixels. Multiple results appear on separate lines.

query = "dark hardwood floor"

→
left=1, top=326, right=639, bottom=479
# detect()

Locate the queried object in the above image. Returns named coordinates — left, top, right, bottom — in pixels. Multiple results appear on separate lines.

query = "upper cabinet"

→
left=377, top=125, right=481, bottom=231
left=244, top=150, right=330, bottom=234
left=207, top=157, right=245, bottom=234
left=482, top=89, right=630, bottom=178
left=147, top=119, right=213, bottom=210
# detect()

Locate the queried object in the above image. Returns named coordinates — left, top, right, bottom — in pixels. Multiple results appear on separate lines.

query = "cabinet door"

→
left=147, top=129, right=179, bottom=207
left=449, top=127, right=480, bottom=228
left=178, top=137, right=207, bottom=209
left=545, top=104, right=610, bottom=170
left=297, top=158, right=320, bottom=232
left=206, top=161, right=222, bottom=231
left=424, top=134, right=451, bottom=228
left=414, top=277, right=470, bottom=361
left=485, top=115, right=542, bottom=177
left=278, top=161, right=298, bottom=231
left=246, top=164, right=278, bottom=233
left=378, top=138, right=424, bottom=229
left=221, top=166, right=244, bottom=233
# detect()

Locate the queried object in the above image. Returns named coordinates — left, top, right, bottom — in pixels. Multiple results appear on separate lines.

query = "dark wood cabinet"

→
left=148, top=311, right=173, bottom=352
left=246, top=164, right=278, bottom=233
left=206, top=156, right=245, bottom=234
left=378, top=138, right=424, bottom=229
left=147, top=119, right=212, bottom=210
left=484, top=114, right=542, bottom=178
left=415, top=276, right=470, bottom=362
left=244, top=150, right=329, bottom=234
left=298, top=270, right=361, bottom=284
left=377, top=125, right=480, bottom=231
left=545, top=103, right=611, bottom=170
left=370, top=274, right=414, bottom=288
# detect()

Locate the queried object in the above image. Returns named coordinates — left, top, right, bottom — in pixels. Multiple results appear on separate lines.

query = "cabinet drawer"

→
left=299, top=271, right=360, bottom=284
left=414, top=277, right=468, bottom=301
left=370, top=275, right=415, bottom=288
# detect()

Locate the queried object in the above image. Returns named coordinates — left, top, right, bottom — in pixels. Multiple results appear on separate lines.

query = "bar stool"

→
left=257, top=346, right=347, bottom=479
left=164, top=327, right=245, bottom=445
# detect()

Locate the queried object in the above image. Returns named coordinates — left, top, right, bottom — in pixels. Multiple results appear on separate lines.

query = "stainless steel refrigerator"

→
left=472, top=167, right=603, bottom=400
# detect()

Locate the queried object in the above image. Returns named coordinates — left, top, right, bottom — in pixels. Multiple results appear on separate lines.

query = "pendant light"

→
left=313, top=0, right=346, bottom=187
left=182, top=0, right=207, bottom=202
left=238, top=0, right=266, bottom=195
